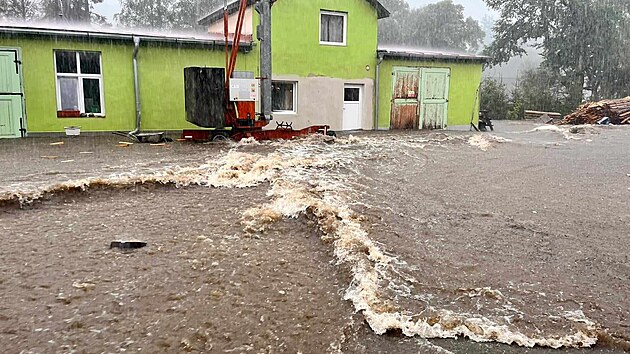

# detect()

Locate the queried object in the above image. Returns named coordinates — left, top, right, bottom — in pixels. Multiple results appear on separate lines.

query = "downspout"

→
left=374, top=53, right=384, bottom=130
left=129, top=36, right=142, bottom=136
left=257, top=0, right=273, bottom=120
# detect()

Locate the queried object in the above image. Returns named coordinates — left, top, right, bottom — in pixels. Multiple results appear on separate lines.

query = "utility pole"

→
left=255, top=0, right=273, bottom=120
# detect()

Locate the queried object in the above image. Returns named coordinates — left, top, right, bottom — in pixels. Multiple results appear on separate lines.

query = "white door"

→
left=343, top=84, right=362, bottom=130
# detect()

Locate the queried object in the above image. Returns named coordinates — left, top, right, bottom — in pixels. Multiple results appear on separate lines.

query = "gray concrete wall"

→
left=270, top=75, right=374, bottom=131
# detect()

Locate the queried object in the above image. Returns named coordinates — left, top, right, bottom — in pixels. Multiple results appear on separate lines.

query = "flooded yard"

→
left=0, top=122, right=628, bottom=353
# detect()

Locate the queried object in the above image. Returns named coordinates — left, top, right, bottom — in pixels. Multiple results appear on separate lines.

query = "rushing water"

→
left=1, top=129, right=629, bottom=351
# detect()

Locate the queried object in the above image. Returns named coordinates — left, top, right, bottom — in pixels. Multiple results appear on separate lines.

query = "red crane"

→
left=182, top=0, right=332, bottom=142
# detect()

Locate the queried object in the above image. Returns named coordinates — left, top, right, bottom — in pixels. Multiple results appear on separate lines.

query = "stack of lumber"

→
left=560, top=97, right=630, bottom=125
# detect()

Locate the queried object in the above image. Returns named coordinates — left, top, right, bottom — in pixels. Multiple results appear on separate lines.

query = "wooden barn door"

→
left=419, top=68, right=450, bottom=130
left=390, top=67, right=420, bottom=129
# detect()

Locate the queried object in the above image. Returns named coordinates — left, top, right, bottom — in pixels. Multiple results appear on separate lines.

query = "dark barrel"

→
left=184, top=67, right=225, bottom=128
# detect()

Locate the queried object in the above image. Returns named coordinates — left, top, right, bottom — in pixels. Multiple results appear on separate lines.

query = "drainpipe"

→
left=374, top=53, right=384, bottom=130
left=256, top=0, right=273, bottom=120
left=129, top=36, right=142, bottom=136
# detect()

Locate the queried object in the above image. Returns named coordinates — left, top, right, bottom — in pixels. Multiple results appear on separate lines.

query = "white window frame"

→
left=271, top=81, right=298, bottom=114
left=319, top=10, right=347, bottom=46
left=54, top=50, right=105, bottom=117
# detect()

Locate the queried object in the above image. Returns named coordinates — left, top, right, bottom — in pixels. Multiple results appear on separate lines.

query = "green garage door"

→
left=0, top=49, right=23, bottom=138
left=419, top=68, right=450, bottom=130
left=390, top=67, right=450, bottom=130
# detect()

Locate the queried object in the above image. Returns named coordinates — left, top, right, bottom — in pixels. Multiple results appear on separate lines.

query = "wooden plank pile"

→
left=524, top=110, right=562, bottom=122
left=560, top=97, right=630, bottom=125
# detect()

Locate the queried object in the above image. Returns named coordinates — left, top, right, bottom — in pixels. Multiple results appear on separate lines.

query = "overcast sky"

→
left=93, top=0, right=494, bottom=25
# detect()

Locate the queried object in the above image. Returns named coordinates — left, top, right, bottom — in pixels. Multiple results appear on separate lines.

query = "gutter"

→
left=129, top=36, right=142, bottom=136
left=374, top=52, right=384, bottom=130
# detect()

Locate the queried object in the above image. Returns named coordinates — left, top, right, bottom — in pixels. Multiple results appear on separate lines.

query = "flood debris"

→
left=561, top=97, right=630, bottom=125
left=468, top=135, right=511, bottom=151
left=72, top=282, right=96, bottom=291
left=524, top=110, right=562, bottom=124
left=110, top=240, right=147, bottom=250
left=529, top=125, right=599, bottom=140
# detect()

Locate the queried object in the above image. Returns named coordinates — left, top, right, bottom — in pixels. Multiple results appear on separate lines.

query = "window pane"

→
left=80, top=52, right=101, bottom=74
left=344, top=88, right=360, bottom=102
left=83, top=78, right=102, bottom=114
left=59, top=77, right=79, bottom=111
left=321, top=14, right=344, bottom=43
left=320, top=15, right=330, bottom=42
left=272, top=82, right=294, bottom=112
left=56, top=51, right=77, bottom=74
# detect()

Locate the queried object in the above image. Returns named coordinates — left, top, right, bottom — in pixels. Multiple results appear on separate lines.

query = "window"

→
left=272, top=81, right=297, bottom=113
left=344, top=87, right=360, bottom=102
left=54, top=51, right=104, bottom=116
left=320, top=11, right=347, bottom=46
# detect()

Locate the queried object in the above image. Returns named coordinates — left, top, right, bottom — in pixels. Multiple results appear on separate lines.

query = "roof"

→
left=0, top=22, right=253, bottom=50
left=377, top=46, right=489, bottom=63
left=198, top=0, right=390, bottom=26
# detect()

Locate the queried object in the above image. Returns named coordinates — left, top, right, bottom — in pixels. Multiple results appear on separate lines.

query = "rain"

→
left=0, top=1, right=629, bottom=353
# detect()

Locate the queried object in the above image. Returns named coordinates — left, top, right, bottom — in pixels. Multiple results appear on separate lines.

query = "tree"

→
left=116, top=0, right=219, bottom=31
left=484, top=0, right=630, bottom=106
left=480, top=78, right=510, bottom=120
left=377, top=0, right=411, bottom=45
left=169, top=0, right=219, bottom=30
left=116, top=0, right=170, bottom=29
left=516, top=67, right=572, bottom=115
left=39, top=0, right=104, bottom=22
left=406, top=1, right=484, bottom=52
left=0, top=0, right=37, bottom=19
left=378, top=0, right=484, bottom=53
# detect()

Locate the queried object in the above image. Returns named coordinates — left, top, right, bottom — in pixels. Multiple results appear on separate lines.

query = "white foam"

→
left=0, top=134, right=600, bottom=349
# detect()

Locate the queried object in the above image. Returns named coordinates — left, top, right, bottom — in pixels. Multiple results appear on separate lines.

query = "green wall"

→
left=378, top=59, right=483, bottom=129
left=0, top=35, right=255, bottom=133
left=138, top=42, right=255, bottom=131
left=271, top=0, right=378, bottom=80
left=0, top=37, right=135, bottom=132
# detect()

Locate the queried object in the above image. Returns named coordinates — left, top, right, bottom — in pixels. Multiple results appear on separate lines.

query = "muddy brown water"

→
left=0, top=124, right=628, bottom=353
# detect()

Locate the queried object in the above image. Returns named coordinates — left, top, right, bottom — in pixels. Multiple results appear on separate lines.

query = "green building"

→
left=0, top=0, right=486, bottom=138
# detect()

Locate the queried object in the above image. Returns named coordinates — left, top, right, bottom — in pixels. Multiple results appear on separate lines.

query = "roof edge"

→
left=0, top=25, right=253, bottom=50
left=377, top=49, right=490, bottom=63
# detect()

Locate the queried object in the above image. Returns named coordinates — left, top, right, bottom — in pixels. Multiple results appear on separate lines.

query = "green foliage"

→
left=506, top=97, right=523, bottom=121
left=39, top=0, right=103, bottom=22
left=484, top=0, right=630, bottom=106
left=379, top=0, right=485, bottom=53
left=116, top=0, right=219, bottom=30
left=482, top=67, right=574, bottom=120
left=0, top=0, right=104, bottom=22
left=0, top=0, right=38, bottom=19
left=516, top=67, right=573, bottom=115
left=480, top=78, right=510, bottom=120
